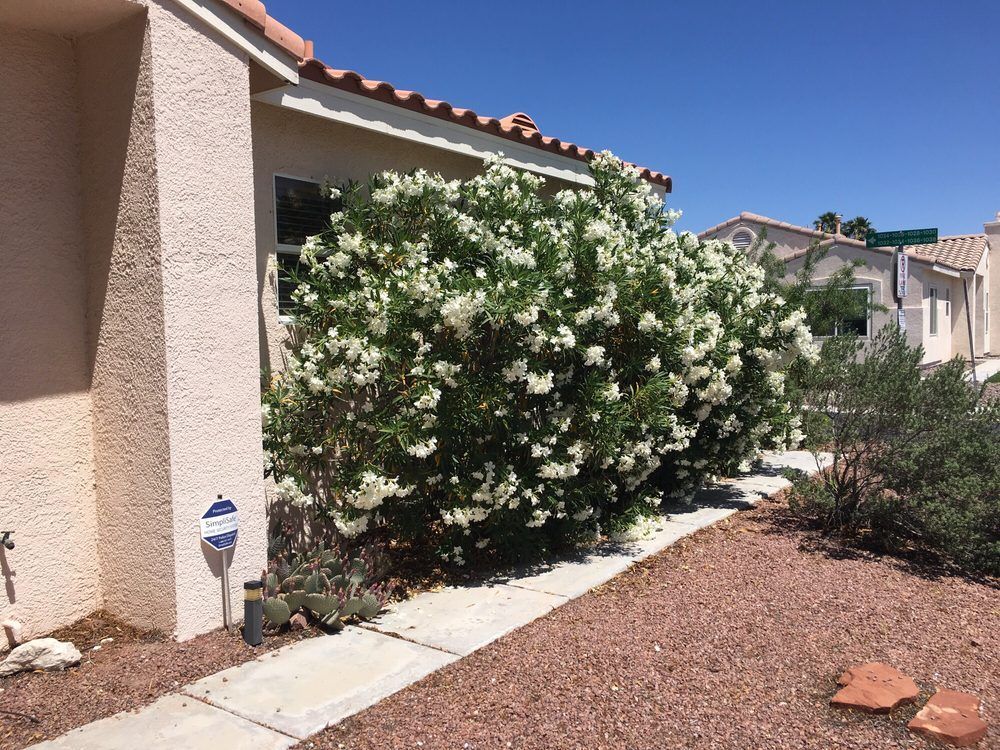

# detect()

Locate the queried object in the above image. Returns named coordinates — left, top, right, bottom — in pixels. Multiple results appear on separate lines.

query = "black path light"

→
left=243, top=580, right=263, bottom=646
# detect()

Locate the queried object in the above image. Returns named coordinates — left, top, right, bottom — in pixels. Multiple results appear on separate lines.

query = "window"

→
left=274, top=175, right=340, bottom=318
left=929, top=287, right=938, bottom=336
left=805, top=285, right=871, bottom=337
left=986, top=290, right=990, bottom=333
left=731, top=230, right=753, bottom=251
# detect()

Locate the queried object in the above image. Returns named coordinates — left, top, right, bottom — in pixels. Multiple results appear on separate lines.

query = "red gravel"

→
left=300, top=501, right=999, bottom=750
left=0, top=610, right=316, bottom=749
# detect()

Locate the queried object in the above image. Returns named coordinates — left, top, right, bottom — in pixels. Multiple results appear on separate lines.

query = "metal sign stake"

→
left=221, top=546, right=232, bottom=631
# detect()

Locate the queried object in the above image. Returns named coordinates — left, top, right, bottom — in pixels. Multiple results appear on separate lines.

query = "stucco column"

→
left=144, top=0, right=266, bottom=639
left=985, top=217, right=1000, bottom=356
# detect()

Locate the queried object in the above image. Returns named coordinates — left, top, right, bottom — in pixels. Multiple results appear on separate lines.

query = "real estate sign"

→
left=866, top=228, right=938, bottom=248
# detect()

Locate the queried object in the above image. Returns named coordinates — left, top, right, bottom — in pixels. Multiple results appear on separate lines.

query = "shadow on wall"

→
left=0, top=548, right=14, bottom=605
left=0, top=3, right=149, bottom=406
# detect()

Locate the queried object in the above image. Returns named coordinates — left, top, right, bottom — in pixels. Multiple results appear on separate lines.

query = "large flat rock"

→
left=26, top=693, right=295, bottom=750
left=367, top=583, right=565, bottom=656
left=183, top=628, right=455, bottom=739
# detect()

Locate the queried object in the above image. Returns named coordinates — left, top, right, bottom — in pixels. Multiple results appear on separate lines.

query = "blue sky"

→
left=265, top=0, right=999, bottom=235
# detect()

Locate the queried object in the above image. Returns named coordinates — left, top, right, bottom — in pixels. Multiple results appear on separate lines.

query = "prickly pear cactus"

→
left=263, top=597, right=291, bottom=626
left=359, top=592, right=382, bottom=619
left=261, top=541, right=388, bottom=630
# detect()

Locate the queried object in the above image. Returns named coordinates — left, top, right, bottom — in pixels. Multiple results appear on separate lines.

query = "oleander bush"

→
left=261, top=152, right=817, bottom=563
left=789, top=328, right=1000, bottom=576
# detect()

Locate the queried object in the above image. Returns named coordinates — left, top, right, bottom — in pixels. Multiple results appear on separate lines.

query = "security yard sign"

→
left=201, top=496, right=238, bottom=630
left=866, top=228, right=938, bottom=248
left=200, top=497, right=238, bottom=551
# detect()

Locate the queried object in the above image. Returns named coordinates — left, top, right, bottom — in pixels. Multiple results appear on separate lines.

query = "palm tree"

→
left=813, top=212, right=840, bottom=233
left=841, top=216, right=875, bottom=242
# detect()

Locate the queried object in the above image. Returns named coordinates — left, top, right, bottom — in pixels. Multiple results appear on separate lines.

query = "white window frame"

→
left=805, top=283, right=873, bottom=338
left=273, top=173, right=326, bottom=324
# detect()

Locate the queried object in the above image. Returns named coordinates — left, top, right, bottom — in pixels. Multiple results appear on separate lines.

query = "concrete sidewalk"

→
left=28, top=451, right=826, bottom=750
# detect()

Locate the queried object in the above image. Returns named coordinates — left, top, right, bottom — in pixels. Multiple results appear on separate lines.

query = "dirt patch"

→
left=0, top=610, right=317, bottom=749
left=300, top=499, right=998, bottom=750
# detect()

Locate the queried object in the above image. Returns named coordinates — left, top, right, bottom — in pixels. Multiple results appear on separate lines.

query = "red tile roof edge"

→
left=213, top=0, right=671, bottom=191
left=700, top=212, right=984, bottom=273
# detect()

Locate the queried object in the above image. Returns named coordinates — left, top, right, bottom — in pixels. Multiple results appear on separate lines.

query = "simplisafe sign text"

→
left=200, top=498, right=238, bottom=551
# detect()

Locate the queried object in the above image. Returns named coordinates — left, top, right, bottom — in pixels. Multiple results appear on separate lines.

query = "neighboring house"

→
left=0, top=1, right=669, bottom=642
left=699, top=212, right=998, bottom=366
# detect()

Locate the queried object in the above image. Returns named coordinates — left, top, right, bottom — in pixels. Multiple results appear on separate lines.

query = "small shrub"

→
left=262, top=153, right=817, bottom=563
left=789, top=327, right=1000, bottom=575
left=261, top=543, right=386, bottom=629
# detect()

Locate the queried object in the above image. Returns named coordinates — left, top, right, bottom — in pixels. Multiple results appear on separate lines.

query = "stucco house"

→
left=699, top=212, right=998, bottom=366
left=0, top=0, right=670, bottom=643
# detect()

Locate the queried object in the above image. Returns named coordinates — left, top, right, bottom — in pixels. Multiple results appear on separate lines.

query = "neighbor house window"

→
left=731, top=230, right=753, bottom=251
left=929, top=287, right=939, bottom=336
left=805, top=285, right=872, bottom=337
left=274, top=175, right=339, bottom=319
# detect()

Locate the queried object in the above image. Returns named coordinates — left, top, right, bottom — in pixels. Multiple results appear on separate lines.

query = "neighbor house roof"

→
left=905, top=234, right=988, bottom=272
left=214, top=0, right=672, bottom=191
left=699, top=212, right=987, bottom=273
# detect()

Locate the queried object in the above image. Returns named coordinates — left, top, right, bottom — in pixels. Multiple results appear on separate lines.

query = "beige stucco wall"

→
left=77, top=9, right=177, bottom=633
left=143, top=0, right=267, bottom=640
left=0, top=26, right=102, bottom=640
left=3, top=0, right=268, bottom=641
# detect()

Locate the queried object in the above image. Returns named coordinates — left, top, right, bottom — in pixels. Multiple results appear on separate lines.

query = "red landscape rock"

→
left=908, top=689, right=988, bottom=747
left=830, top=662, right=919, bottom=713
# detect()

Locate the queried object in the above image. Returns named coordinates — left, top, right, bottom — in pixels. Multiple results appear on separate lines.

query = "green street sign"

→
left=865, top=228, right=938, bottom=248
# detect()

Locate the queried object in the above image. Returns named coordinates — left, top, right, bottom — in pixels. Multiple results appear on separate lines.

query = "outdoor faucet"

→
left=1, top=531, right=13, bottom=550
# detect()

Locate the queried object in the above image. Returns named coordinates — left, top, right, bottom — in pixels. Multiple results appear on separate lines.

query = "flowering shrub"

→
left=262, top=153, right=816, bottom=562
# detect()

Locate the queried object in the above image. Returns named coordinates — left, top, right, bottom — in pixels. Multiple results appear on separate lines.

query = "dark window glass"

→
left=275, top=176, right=338, bottom=246
left=805, top=286, right=870, bottom=337
left=276, top=251, right=302, bottom=318
left=839, top=288, right=870, bottom=336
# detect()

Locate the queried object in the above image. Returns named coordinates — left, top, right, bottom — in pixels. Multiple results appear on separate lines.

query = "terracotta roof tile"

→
left=699, top=212, right=985, bottom=273
left=213, top=0, right=671, bottom=191
left=904, top=234, right=986, bottom=272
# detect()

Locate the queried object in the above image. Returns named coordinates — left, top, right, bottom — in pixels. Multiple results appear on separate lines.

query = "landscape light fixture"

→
left=243, top=580, right=263, bottom=646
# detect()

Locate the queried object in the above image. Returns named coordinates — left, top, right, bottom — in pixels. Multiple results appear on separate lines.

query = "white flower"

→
left=525, top=371, right=554, bottom=395
left=645, top=355, right=661, bottom=372
left=414, top=386, right=442, bottom=410
left=441, top=290, right=486, bottom=338
left=584, top=345, right=607, bottom=367
left=406, top=437, right=438, bottom=458
left=638, top=311, right=660, bottom=332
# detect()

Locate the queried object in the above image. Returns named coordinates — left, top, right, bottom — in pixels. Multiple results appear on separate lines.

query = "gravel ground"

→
left=0, top=611, right=316, bottom=749
left=301, top=500, right=998, bottom=750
